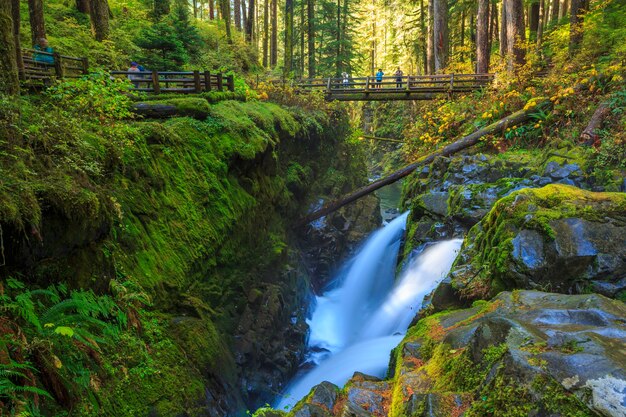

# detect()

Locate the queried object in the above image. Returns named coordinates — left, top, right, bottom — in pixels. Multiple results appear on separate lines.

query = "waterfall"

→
left=275, top=213, right=462, bottom=410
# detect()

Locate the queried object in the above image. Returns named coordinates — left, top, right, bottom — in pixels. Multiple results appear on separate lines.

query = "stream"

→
left=276, top=208, right=462, bottom=410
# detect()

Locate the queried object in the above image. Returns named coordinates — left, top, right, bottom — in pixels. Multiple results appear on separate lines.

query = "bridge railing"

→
left=110, top=70, right=235, bottom=94
left=296, top=73, right=494, bottom=94
left=21, top=48, right=89, bottom=85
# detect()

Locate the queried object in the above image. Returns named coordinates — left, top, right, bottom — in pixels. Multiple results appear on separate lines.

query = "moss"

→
left=148, top=97, right=211, bottom=119
left=465, top=372, right=533, bottom=417
left=451, top=184, right=626, bottom=300
left=531, top=375, right=594, bottom=417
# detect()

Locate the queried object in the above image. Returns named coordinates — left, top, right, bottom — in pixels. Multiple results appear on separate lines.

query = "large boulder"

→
left=388, top=291, right=626, bottom=417
left=448, top=184, right=626, bottom=301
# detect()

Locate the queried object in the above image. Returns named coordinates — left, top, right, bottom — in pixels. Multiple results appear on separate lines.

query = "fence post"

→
left=227, top=75, right=235, bottom=92
left=193, top=70, right=202, bottom=93
left=53, top=53, right=63, bottom=78
left=204, top=71, right=211, bottom=91
left=406, top=75, right=411, bottom=91
left=326, top=77, right=331, bottom=93
left=365, top=76, right=370, bottom=91
left=216, top=73, right=223, bottom=91
left=81, top=57, right=89, bottom=74
left=152, top=70, right=160, bottom=94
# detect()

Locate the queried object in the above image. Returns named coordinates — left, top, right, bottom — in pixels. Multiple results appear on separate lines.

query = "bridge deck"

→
left=294, top=74, right=494, bottom=101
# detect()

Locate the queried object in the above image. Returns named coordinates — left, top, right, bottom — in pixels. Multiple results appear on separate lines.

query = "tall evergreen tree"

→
left=476, top=0, right=490, bottom=73
left=28, top=0, right=46, bottom=46
left=89, top=0, right=109, bottom=41
left=308, top=0, right=316, bottom=77
left=505, top=0, right=525, bottom=70
left=285, top=0, right=294, bottom=74
left=433, top=0, right=449, bottom=71
left=1, top=0, right=19, bottom=95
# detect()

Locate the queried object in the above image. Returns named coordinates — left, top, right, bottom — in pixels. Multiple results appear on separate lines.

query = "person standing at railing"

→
left=127, top=62, right=142, bottom=88
left=395, top=67, right=403, bottom=88
left=33, top=38, right=55, bottom=65
left=375, top=69, right=384, bottom=88
left=342, top=72, right=349, bottom=87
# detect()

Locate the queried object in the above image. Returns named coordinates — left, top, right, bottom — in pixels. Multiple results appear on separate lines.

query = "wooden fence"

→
left=20, top=48, right=89, bottom=85
left=110, top=71, right=235, bottom=94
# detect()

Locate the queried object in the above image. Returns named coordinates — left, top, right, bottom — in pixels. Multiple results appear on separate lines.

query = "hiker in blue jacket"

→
left=375, top=69, right=384, bottom=88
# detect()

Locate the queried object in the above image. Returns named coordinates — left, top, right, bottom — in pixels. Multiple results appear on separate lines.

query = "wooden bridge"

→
left=109, top=70, right=235, bottom=94
left=18, top=49, right=234, bottom=93
left=293, top=74, right=494, bottom=101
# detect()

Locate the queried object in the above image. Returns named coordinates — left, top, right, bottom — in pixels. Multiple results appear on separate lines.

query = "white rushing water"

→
left=275, top=212, right=462, bottom=410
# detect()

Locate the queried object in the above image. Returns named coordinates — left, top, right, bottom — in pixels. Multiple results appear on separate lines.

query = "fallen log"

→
left=580, top=102, right=610, bottom=145
left=133, top=103, right=178, bottom=118
left=297, top=100, right=551, bottom=226
left=361, top=135, right=406, bottom=143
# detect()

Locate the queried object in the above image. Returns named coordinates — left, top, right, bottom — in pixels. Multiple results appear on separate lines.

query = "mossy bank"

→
left=0, top=90, right=371, bottom=416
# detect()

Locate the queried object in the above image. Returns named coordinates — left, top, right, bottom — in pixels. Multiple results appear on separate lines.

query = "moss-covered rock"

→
left=448, top=184, right=626, bottom=301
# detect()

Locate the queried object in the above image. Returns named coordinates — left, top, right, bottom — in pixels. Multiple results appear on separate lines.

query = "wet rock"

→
left=448, top=185, right=626, bottom=300
left=308, top=381, right=339, bottom=411
left=292, top=404, right=332, bottom=417
left=388, top=291, right=626, bottom=417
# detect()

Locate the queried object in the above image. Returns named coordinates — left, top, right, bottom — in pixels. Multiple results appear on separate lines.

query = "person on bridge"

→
left=375, top=69, right=384, bottom=88
left=127, top=62, right=142, bottom=87
left=33, top=38, right=55, bottom=65
left=342, top=72, right=350, bottom=87
left=395, top=67, right=404, bottom=88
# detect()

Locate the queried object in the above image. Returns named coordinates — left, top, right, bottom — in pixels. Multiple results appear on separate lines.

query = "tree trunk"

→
left=234, top=0, right=241, bottom=29
left=28, top=0, right=46, bottom=46
left=558, top=0, right=568, bottom=20
left=220, top=0, right=232, bottom=43
left=476, top=0, right=490, bottom=73
left=550, top=0, right=559, bottom=22
left=499, top=1, right=508, bottom=57
left=242, top=0, right=248, bottom=32
left=460, top=9, right=465, bottom=62
left=529, top=1, right=540, bottom=41
left=427, top=0, right=435, bottom=74
left=433, top=0, right=449, bottom=72
left=569, top=0, right=587, bottom=54
left=336, top=0, right=341, bottom=76
left=77, top=0, right=90, bottom=14
left=284, top=0, right=294, bottom=75
left=420, top=0, right=427, bottom=74
left=11, top=0, right=23, bottom=79
left=263, top=0, right=269, bottom=67
left=489, top=1, right=496, bottom=53
left=1, top=0, right=19, bottom=95
left=209, top=0, right=215, bottom=19
left=537, top=0, right=545, bottom=47
left=298, top=100, right=552, bottom=226
left=299, top=0, right=305, bottom=77
left=505, top=0, right=526, bottom=70
left=89, top=0, right=110, bottom=41
left=245, top=0, right=255, bottom=42
left=270, top=0, right=277, bottom=67
left=307, top=0, right=315, bottom=77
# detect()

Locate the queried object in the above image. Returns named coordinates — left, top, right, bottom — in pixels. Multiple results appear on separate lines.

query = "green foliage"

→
left=0, top=278, right=128, bottom=415
left=47, top=72, right=135, bottom=121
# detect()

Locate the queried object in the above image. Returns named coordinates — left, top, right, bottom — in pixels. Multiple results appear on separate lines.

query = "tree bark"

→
left=263, top=0, right=269, bottom=67
left=1, top=0, right=19, bottom=95
left=580, top=102, right=610, bottom=144
left=246, top=0, right=255, bottom=42
left=420, top=0, right=427, bottom=74
left=89, top=0, right=110, bottom=41
left=209, top=0, right=215, bottom=20
left=234, top=0, right=241, bottom=29
left=550, top=0, right=559, bottom=22
left=307, top=0, right=315, bottom=77
left=219, top=0, right=232, bottom=43
left=28, top=0, right=46, bottom=46
left=270, top=0, right=277, bottom=67
left=427, top=0, right=435, bottom=74
left=569, top=0, right=587, bottom=54
left=77, top=0, right=90, bottom=14
left=298, top=100, right=552, bottom=226
left=11, top=0, right=23, bottom=79
left=529, top=1, right=540, bottom=41
left=242, top=0, right=248, bottom=32
left=558, top=0, right=568, bottom=20
left=433, top=0, right=449, bottom=72
left=537, top=0, right=545, bottom=47
left=505, top=0, right=526, bottom=71
left=284, top=0, right=294, bottom=75
left=476, top=0, right=490, bottom=73
left=499, top=1, right=508, bottom=57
